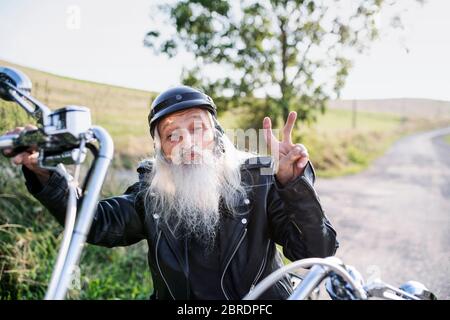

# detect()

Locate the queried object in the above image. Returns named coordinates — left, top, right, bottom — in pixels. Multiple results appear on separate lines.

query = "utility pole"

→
left=352, top=99, right=357, bottom=129
left=45, top=79, right=50, bottom=105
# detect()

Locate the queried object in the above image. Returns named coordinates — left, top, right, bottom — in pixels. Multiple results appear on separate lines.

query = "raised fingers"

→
left=282, top=111, right=297, bottom=145
left=263, top=116, right=279, bottom=151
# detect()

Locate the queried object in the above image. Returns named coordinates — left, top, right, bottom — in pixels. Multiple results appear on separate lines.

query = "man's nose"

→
left=175, top=129, right=196, bottom=148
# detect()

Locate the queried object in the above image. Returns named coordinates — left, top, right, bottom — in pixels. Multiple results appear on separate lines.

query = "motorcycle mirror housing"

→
left=0, top=66, right=32, bottom=101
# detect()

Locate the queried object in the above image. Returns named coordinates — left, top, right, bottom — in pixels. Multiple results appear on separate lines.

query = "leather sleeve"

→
left=267, top=161, right=339, bottom=260
left=22, top=166, right=146, bottom=247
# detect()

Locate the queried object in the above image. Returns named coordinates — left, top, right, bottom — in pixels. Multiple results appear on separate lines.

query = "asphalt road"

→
left=315, top=126, right=450, bottom=299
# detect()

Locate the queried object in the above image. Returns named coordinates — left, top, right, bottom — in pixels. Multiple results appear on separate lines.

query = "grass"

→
left=312, top=108, right=404, bottom=133
left=0, top=156, right=152, bottom=300
left=309, top=106, right=450, bottom=175
left=0, top=107, right=152, bottom=299
left=303, top=114, right=449, bottom=178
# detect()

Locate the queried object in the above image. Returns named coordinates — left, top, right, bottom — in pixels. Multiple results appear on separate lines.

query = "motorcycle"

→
left=0, top=66, right=113, bottom=299
left=244, top=256, right=437, bottom=300
left=0, top=66, right=437, bottom=300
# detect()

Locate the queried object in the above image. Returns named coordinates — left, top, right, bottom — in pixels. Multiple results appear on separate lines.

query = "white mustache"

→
left=172, top=145, right=211, bottom=165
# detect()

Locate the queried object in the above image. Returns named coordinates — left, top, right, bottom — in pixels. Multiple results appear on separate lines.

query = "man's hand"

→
left=3, top=125, right=51, bottom=185
left=263, top=111, right=309, bottom=186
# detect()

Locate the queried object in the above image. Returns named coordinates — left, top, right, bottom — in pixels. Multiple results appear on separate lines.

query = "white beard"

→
left=144, top=133, right=250, bottom=247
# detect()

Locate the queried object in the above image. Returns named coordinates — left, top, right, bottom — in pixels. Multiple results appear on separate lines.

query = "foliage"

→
left=144, top=0, right=406, bottom=126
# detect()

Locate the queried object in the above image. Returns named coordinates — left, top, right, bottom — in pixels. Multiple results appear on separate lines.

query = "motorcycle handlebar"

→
left=0, top=129, right=45, bottom=158
left=0, top=133, right=17, bottom=150
left=1, top=66, right=115, bottom=301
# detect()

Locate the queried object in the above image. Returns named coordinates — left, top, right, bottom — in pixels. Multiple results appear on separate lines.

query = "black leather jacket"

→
left=23, top=156, right=338, bottom=300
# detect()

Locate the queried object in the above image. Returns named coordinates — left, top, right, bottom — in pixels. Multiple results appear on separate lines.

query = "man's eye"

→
left=167, top=134, right=172, bottom=140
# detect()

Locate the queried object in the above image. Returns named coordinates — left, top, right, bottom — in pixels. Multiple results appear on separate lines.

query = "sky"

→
left=0, top=0, right=449, bottom=101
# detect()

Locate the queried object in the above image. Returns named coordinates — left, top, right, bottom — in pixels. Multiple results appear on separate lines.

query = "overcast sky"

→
left=0, top=0, right=449, bottom=101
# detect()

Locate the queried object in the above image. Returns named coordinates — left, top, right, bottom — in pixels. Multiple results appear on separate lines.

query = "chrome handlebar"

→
left=244, top=256, right=437, bottom=300
left=1, top=66, right=114, bottom=300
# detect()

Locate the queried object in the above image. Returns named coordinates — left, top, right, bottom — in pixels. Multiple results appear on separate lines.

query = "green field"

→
left=1, top=59, right=449, bottom=299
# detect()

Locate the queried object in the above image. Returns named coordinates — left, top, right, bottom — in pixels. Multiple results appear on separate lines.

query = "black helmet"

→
left=148, top=85, right=218, bottom=138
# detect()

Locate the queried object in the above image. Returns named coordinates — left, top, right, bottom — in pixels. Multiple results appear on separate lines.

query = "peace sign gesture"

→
left=263, top=111, right=309, bottom=186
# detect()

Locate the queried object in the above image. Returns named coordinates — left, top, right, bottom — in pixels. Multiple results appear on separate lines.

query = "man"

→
left=7, top=85, right=338, bottom=300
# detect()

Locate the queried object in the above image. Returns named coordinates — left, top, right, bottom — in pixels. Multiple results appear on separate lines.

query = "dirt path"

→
left=315, top=127, right=450, bottom=299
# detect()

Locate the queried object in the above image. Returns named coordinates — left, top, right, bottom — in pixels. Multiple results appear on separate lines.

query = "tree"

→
left=144, top=0, right=411, bottom=127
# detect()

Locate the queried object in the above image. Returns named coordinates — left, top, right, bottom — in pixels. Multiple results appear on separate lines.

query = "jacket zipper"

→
left=221, top=228, right=247, bottom=300
left=155, top=230, right=176, bottom=300
left=249, top=240, right=271, bottom=291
